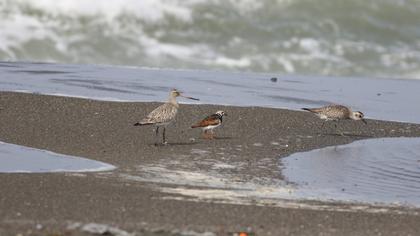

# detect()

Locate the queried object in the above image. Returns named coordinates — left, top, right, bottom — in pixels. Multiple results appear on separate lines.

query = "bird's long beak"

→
left=362, top=119, right=367, bottom=124
left=180, top=94, right=200, bottom=101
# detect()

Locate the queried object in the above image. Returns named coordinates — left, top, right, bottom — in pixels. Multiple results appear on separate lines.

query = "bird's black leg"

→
left=154, top=127, right=160, bottom=146
left=334, top=121, right=345, bottom=136
left=320, top=121, right=326, bottom=133
left=162, top=127, right=167, bottom=144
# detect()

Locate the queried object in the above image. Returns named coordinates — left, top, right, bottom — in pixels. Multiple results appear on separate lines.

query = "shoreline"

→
left=1, top=91, right=420, bottom=235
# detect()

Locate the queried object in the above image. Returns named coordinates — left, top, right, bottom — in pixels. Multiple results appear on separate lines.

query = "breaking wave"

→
left=1, top=0, right=420, bottom=79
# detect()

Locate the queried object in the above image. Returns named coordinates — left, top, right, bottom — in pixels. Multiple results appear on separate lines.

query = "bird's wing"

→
left=192, top=114, right=220, bottom=127
left=141, top=103, right=177, bottom=124
left=326, top=104, right=351, bottom=118
left=326, top=104, right=345, bottom=110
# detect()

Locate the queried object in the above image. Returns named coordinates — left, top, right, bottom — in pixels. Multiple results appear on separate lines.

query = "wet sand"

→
left=1, top=92, right=420, bottom=235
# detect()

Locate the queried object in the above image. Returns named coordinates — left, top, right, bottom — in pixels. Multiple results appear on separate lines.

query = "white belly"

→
left=317, top=114, right=333, bottom=120
left=202, top=123, right=221, bottom=131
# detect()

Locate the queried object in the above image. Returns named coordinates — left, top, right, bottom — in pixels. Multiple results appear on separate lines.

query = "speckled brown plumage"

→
left=134, top=89, right=199, bottom=145
left=303, top=105, right=352, bottom=120
left=302, top=104, right=367, bottom=136
left=139, top=102, right=178, bottom=126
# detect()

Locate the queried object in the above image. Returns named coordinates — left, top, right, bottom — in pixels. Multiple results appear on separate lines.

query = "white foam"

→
left=212, top=163, right=236, bottom=169
left=72, top=222, right=134, bottom=236
left=159, top=187, right=419, bottom=215
left=214, top=56, right=251, bottom=68
left=2, top=0, right=420, bottom=78
left=14, top=0, right=196, bottom=22
left=0, top=12, right=55, bottom=56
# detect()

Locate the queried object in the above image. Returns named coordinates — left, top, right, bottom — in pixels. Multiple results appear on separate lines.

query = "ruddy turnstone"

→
left=134, top=89, right=199, bottom=145
left=191, top=110, right=227, bottom=139
left=302, top=104, right=366, bottom=135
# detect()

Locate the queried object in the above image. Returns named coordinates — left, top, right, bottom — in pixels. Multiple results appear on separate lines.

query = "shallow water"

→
left=1, top=62, right=420, bottom=210
left=281, top=137, right=420, bottom=207
left=1, top=62, right=420, bottom=124
left=0, top=141, right=115, bottom=173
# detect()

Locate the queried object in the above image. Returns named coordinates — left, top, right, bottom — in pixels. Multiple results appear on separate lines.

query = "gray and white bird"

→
left=302, top=104, right=367, bottom=134
left=191, top=110, right=227, bottom=139
left=134, top=89, right=199, bottom=145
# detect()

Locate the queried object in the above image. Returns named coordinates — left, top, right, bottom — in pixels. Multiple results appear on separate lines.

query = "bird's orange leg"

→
left=202, top=130, right=210, bottom=139
left=209, top=130, right=216, bottom=139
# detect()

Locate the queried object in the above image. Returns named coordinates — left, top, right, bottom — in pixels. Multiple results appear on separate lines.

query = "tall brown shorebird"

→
left=302, top=104, right=367, bottom=135
left=134, top=89, right=199, bottom=145
left=191, top=110, right=227, bottom=139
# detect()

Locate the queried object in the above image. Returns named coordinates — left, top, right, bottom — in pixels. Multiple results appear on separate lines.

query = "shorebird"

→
left=134, top=89, right=199, bottom=145
left=191, top=110, right=227, bottom=139
left=302, top=104, right=367, bottom=135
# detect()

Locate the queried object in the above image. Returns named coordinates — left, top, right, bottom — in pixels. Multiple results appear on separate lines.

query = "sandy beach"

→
left=1, top=91, right=420, bottom=236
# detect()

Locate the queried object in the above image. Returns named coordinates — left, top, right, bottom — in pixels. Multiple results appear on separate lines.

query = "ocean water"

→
left=1, top=62, right=420, bottom=124
left=1, top=0, right=420, bottom=79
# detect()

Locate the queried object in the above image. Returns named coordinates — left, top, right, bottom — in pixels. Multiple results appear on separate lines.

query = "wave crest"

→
left=1, top=0, right=420, bottom=79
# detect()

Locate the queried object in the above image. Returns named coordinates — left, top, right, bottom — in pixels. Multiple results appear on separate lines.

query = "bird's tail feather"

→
left=191, top=124, right=205, bottom=129
left=134, top=122, right=153, bottom=126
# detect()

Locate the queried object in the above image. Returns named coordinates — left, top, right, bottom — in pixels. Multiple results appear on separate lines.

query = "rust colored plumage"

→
left=191, top=111, right=227, bottom=139
left=191, top=114, right=221, bottom=128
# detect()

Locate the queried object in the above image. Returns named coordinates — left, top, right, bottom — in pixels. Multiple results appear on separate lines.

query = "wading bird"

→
left=134, top=89, right=199, bottom=145
left=302, top=104, right=366, bottom=135
left=191, top=110, right=227, bottom=139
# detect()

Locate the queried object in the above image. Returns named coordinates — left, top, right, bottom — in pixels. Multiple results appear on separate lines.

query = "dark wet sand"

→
left=1, top=92, right=420, bottom=236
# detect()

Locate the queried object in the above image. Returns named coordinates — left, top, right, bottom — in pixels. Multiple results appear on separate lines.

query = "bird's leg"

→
left=162, top=127, right=167, bottom=145
left=210, top=129, right=215, bottom=139
left=154, top=127, right=160, bottom=146
left=334, top=121, right=345, bottom=136
left=203, top=130, right=210, bottom=139
left=319, top=121, right=326, bottom=134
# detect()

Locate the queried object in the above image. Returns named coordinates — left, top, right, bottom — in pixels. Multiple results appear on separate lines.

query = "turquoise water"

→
left=1, top=0, right=420, bottom=79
